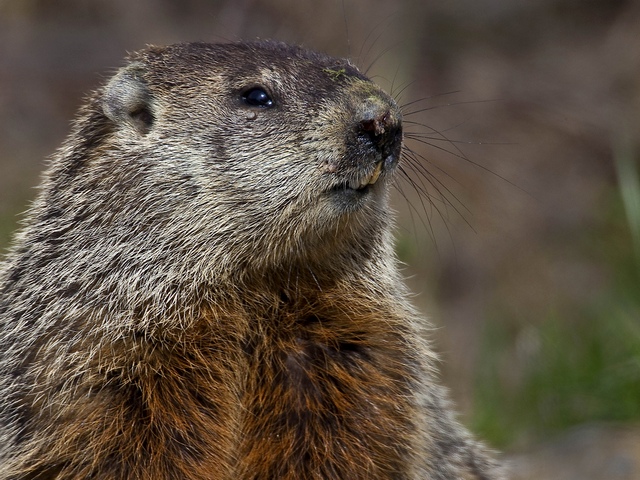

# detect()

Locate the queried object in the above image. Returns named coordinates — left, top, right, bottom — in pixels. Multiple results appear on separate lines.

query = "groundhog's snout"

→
left=331, top=94, right=403, bottom=192
left=356, top=97, right=403, bottom=170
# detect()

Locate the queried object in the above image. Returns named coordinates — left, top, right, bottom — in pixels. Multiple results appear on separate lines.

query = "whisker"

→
left=403, top=98, right=501, bottom=117
left=357, top=13, right=399, bottom=68
left=402, top=147, right=474, bottom=225
left=399, top=90, right=462, bottom=110
left=405, top=131, right=512, bottom=146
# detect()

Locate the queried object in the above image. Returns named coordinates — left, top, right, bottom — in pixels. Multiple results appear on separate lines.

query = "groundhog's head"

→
left=42, top=42, right=403, bottom=283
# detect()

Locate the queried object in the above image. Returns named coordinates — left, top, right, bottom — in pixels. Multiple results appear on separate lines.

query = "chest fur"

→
left=234, top=311, right=420, bottom=479
left=14, top=305, right=421, bottom=480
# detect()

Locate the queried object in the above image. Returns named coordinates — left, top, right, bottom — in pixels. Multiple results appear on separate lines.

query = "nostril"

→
left=359, top=110, right=389, bottom=136
left=358, top=109, right=401, bottom=155
left=360, top=118, right=377, bottom=133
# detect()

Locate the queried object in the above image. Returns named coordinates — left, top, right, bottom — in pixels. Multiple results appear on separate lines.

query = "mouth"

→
left=332, top=160, right=384, bottom=193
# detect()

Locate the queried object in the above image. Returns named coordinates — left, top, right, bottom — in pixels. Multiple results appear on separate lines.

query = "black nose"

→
left=358, top=109, right=402, bottom=161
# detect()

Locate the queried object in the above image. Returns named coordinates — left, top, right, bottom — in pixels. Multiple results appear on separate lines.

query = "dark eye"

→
left=242, top=87, right=274, bottom=108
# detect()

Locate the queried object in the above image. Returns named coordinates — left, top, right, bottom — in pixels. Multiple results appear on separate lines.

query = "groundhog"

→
left=0, top=41, right=503, bottom=479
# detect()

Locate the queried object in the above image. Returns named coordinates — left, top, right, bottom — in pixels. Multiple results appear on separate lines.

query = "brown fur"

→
left=0, top=41, right=502, bottom=479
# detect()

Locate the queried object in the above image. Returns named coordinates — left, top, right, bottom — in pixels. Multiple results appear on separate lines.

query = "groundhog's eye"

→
left=242, top=87, right=274, bottom=108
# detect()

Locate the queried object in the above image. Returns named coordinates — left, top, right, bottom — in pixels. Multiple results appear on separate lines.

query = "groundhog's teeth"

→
left=353, top=162, right=384, bottom=190
left=368, top=161, right=383, bottom=185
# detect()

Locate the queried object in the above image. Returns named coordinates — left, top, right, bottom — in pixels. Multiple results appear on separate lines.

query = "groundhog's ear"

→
left=102, top=64, right=154, bottom=135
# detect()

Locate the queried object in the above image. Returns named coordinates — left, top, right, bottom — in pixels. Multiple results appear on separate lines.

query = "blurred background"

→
left=1, top=0, right=639, bottom=477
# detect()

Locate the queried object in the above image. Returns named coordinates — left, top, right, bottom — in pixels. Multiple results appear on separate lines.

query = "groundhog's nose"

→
left=357, top=102, right=402, bottom=166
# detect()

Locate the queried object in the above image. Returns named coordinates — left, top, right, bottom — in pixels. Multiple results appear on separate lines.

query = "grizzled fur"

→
left=0, top=42, right=502, bottom=479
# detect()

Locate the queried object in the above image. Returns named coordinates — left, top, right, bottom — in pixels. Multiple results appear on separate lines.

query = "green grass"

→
left=473, top=304, right=640, bottom=447
left=471, top=141, right=640, bottom=448
left=615, top=133, right=640, bottom=269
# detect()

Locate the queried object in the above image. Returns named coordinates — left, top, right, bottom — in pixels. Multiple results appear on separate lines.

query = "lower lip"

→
left=331, top=183, right=373, bottom=195
left=327, top=184, right=376, bottom=211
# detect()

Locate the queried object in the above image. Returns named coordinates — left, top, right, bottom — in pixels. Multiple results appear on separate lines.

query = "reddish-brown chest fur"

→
left=23, top=286, right=422, bottom=480
left=236, top=290, right=420, bottom=479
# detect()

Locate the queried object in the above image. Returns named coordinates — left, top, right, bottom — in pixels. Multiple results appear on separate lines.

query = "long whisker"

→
left=403, top=98, right=501, bottom=117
